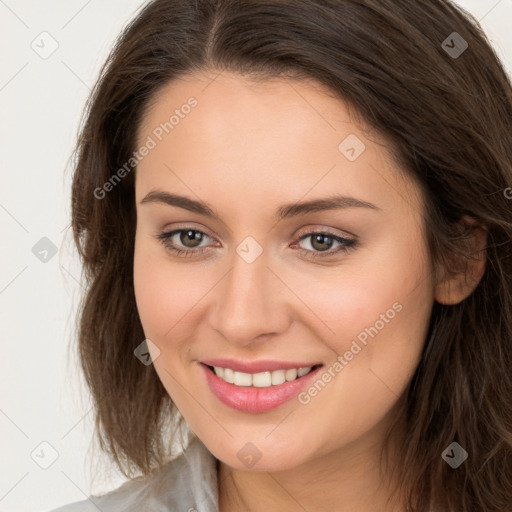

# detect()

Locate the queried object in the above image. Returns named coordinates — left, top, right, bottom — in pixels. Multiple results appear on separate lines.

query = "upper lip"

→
left=200, top=358, right=323, bottom=373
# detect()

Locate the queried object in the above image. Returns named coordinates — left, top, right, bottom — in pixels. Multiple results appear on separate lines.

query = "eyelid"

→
left=155, top=223, right=358, bottom=260
left=294, top=224, right=357, bottom=240
left=159, top=223, right=355, bottom=245
left=158, top=222, right=219, bottom=243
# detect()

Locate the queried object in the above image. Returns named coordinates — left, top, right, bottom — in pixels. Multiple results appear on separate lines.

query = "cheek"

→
left=133, top=236, right=207, bottom=342
left=133, top=240, right=201, bottom=403
left=288, top=233, right=434, bottom=387
left=133, top=245, right=170, bottom=339
left=282, top=247, right=434, bottom=449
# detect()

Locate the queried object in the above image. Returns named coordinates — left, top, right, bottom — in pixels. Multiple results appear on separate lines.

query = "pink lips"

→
left=199, top=361, right=323, bottom=413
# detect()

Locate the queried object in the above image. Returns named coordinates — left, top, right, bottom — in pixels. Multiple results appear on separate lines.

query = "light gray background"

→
left=1, top=1, right=511, bottom=511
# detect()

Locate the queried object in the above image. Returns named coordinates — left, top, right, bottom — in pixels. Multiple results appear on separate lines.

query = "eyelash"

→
left=155, top=227, right=357, bottom=260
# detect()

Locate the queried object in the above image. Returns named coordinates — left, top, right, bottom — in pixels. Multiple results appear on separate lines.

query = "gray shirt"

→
left=48, top=435, right=219, bottom=512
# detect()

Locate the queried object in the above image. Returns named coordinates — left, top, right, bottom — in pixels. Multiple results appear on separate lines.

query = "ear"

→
left=434, top=216, right=488, bottom=305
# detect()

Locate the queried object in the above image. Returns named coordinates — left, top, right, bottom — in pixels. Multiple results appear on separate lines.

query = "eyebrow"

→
left=139, top=190, right=380, bottom=220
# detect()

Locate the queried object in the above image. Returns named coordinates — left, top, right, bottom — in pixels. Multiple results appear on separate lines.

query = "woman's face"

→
left=133, top=71, right=435, bottom=471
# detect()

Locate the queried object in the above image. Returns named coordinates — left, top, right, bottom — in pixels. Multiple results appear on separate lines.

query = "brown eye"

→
left=179, top=230, right=204, bottom=248
left=309, top=233, right=336, bottom=252
left=296, top=231, right=357, bottom=258
left=156, top=228, right=213, bottom=257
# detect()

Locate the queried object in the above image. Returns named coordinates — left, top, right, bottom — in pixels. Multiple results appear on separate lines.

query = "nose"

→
left=208, top=247, right=291, bottom=347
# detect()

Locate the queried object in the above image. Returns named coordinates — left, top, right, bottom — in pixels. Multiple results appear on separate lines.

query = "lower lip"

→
left=199, top=363, right=323, bottom=413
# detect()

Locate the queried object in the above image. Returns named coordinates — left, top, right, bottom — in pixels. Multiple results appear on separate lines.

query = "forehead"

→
left=134, top=71, right=421, bottom=219
left=137, top=70, right=363, bottom=150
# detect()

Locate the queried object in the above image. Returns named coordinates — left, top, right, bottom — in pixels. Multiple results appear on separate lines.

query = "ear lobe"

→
left=434, top=218, right=488, bottom=305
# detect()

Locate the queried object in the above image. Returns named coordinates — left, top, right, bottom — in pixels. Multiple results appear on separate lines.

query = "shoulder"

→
left=46, top=436, right=219, bottom=512
left=47, top=500, right=99, bottom=512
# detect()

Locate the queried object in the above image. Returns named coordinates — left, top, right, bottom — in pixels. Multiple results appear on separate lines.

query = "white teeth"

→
left=234, top=371, right=253, bottom=386
left=223, top=367, right=234, bottom=383
left=271, top=370, right=286, bottom=385
left=285, top=368, right=298, bottom=381
left=252, top=371, right=272, bottom=387
left=212, top=366, right=314, bottom=387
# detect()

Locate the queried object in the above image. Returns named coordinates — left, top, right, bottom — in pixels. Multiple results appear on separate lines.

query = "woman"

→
left=51, top=0, right=512, bottom=511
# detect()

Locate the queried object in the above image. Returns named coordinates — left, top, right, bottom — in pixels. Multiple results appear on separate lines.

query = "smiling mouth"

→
left=203, top=363, right=323, bottom=388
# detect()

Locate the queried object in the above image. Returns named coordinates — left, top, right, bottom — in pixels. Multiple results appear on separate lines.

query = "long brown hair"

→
left=68, top=1, right=512, bottom=510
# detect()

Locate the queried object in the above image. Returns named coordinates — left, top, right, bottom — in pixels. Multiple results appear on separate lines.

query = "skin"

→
left=133, top=71, right=486, bottom=512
